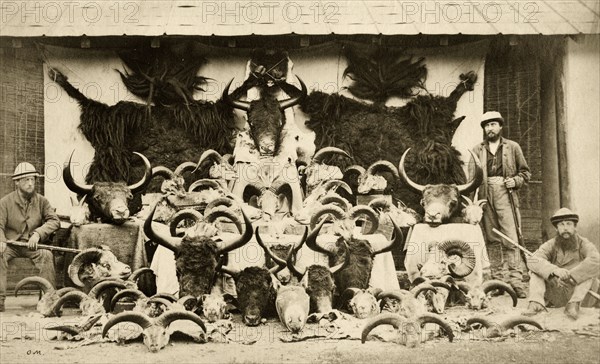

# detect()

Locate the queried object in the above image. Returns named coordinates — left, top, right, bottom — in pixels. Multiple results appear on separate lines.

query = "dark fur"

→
left=305, top=265, right=336, bottom=313
left=176, top=238, right=220, bottom=297
left=236, top=266, right=276, bottom=324
left=247, top=96, right=285, bottom=155
left=329, top=238, right=374, bottom=294
left=89, top=182, right=134, bottom=223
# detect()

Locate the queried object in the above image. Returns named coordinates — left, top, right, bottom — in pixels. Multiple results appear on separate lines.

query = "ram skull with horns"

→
left=63, top=150, right=152, bottom=224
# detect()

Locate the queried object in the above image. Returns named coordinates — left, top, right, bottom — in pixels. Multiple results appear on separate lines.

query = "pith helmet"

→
left=480, top=111, right=504, bottom=128
left=12, top=162, right=41, bottom=180
left=550, top=207, right=579, bottom=227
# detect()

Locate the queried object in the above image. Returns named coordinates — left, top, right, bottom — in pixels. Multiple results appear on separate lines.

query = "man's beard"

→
left=486, top=132, right=500, bottom=142
left=556, top=233, right=577, bottom=250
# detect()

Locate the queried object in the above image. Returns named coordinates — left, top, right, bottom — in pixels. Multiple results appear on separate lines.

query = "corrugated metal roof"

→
left=1, top=0, right=598, bottom=37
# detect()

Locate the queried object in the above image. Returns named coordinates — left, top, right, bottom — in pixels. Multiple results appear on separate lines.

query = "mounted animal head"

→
left=68, top=246, right=132, bottom=288
left=50, top=279, right=119, bottom=317
left=63, top=150, right=152, bottom=224
left=150, top=161, right=197, bottom=197
left=249, top=48, right=289, bottom=88
left=466, top=316, right=542, bottom=339
left=102, top=310, right=206, bottom=352
left=410, top=276, right=455, bottom=314
left=418, top=240, right=477, bottom=280
left=200, top=289, right=229, bottom=323
left=309, top=204, right=380, bottom=242
left=342, top=288, right=381, bottom=319
left=398, top=148, right=483, bottom=226
left=245, top=178, right=292, bottom=221
left=368, top=198, right=417, bottom=228
left=218, top=227, right=288, bottom=326
left=69, top=195, right=90, bottom=226
left=295, top=180, right=353, bottom=224
left=287, top=227, right=349, bottom=314
left=14, top=277, right=77, bottom=317
left=222, top=76, right=307, bottom=156
left=361, top=313, right=454, bottom=348
left=194, top=149, right=237, bottom=181
left=461, top=196, right=487, bottom=225
left=304, top=147, right=351, bottom=191
left=376, top=285, right=436, bottom=317
left=144, top=205, right=253, bottom=298
left=457, top=280, right=518, bottom=310
left=357, top=160, right=400, bottom=194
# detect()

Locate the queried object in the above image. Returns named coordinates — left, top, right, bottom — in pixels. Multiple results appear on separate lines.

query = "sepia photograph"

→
left=0, top=1, right=598, bottom=363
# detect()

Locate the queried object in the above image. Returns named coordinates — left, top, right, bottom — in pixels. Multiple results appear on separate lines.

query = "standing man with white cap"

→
left=0, top=162, right=60, bottom=312
left=471, top=111, right=531, bottom=298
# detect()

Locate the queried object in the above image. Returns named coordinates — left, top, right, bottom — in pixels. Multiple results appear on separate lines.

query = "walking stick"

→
left=5, top=240, right=82, bottom=254
left=506, top=187, right=529, bottom=268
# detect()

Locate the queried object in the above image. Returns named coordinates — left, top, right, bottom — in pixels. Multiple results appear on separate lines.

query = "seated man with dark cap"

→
left=523, top=208, right=600, bottom=320
left=0, top=162, right=60, bottom=312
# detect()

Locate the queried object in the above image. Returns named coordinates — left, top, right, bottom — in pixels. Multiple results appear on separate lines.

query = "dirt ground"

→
left=1, top=294, right=599, bottom=364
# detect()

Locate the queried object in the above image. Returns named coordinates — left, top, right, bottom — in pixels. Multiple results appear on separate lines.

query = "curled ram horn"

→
left=128, top=267, right=155, bottom=283
left=309, top=204, right=346, bottom=231
left=169, top=209, right=204, bottom=237
left=482, top=280, right=518, bottom=307
left=312, top=147, right=351, bottom=164
left=151, top=166, right=176, bottom=181
left=205, top=197, right=234, bottom=212
left=14, top=276, right=55, bottom=296
left=194, top=149, right=224, bottom=173
left=368, top=197, right=392, bottom=212
left=348, top=205, right=379, bottom=234
left=174, top=161, right=197, bottom=176
left=88, top=279, right=128, bottom=300
left=437, top=240, right=477, bottom=278
left=51, top=291, right=93, bottom=317
left=68, top=248, right=105, bottom=287
left=321, top=180, right=353, bottom=196
left=343, top=165, right=366, bottom=180
left=365, top=160, right=400, bottom=181
left=144, top=204, right=183, bottom=254
left=110, top=289, right=147, bottom=311
left=177, top=295, right=198, bottom=311
left=150, top=293, right=178, bottom=303
left=318, top=195, right=352, bottom=211
left=188, top=179, right=222, bottom=192
left=410, top=283, right=438, bottom=299
left=361, top=312, right=454, bottom=344
left=205, top=206, right=243, bottom=234
left=467, top=316, right=543, bottom=338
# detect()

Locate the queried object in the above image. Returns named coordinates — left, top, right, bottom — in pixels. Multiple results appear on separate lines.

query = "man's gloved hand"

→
left=0, top=241, right=6, bottom=254
left=28, top=232, right=40, bottom=251
left=552, top=267, right=572, bottom=281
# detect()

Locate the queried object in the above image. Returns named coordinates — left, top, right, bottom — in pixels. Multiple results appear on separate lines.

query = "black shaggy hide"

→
left=300, top=71, right=476, bottom=213
left=305, top=265, right=336, bottom=313
left=330, top=238, right=374, bottom=294
left=176, top=238, right=220, bottom=297
left=247, top=95, right=285, bottom=155
left=236, top=266, right=276, bottom=319
left=88, top=182, right=133, bottom=223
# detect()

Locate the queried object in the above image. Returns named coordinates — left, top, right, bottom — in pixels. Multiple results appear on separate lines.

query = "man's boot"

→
left=0, top=297, right=5, bottom=312
left=565, top=302, right=580, bottom=320
left=523, top=301, right=546, bottom=316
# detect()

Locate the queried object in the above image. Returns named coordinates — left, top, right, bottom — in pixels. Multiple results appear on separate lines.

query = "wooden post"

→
left=554, top=37, right=570, bottom=208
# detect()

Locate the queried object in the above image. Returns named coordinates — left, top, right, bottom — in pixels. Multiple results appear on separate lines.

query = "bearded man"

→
left=0, top=162, right=60, bottom=312
left=471, top=111, right=531, bottom=298
left=523, top=208, right=600, bottom=320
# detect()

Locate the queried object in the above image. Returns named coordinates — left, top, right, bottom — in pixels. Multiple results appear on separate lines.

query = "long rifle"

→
left=5, top=240, right=82, bottom=254
left=506, top=188, right=528, bottom=268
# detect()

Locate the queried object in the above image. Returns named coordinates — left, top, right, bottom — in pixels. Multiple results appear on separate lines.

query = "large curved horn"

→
left=151, top=166, right=175, bottom=181
left=437, top=240, right=476, bottom=278
left=63, top=150, right=93, bottom=195
left=310, top=204, right=346, bottom=230
left=466, top=316, right=496, bottom=329
left=482, top=280, right=518, bottom=307
left=305, top=219, right=336, bottom=257
left=321, top=180, right=353, bottom=195
left=398, top=148, right=426, bottom=193
left=188, top=179, right=221, bottom=192
left=361, top=313, right=404, bottom=343
left=366, top=160, right=400, bottom=181
left=279, top=76, right=307, bottom=110
left=128, top=152, right=153, bottom=194
left=461, top=195, right=474, bottom=206
left=147, top=297, right=173, bottom=307
left=52, top=291, right=89, bottom=317
left=372, top=219, right=403, bottom=256
left=415, top=313, right=455, bottom=342
left=348, top=205, right=379, bottom=234
left=144, top=204, right=182, bottom=254
left=110, top=289, right=147, bottom=311
left=318, top=195, right=351, bottom=212
left=343, top=165, right=366, bottom=179
left=174, top=161, right=197, bottom=176
left=156, top=310, right=207, bottom=332
left=14, top=277, right=54, bottom=296
left=205, top=208, right=243, bottom=233
left=429, top=281, right=451, bottom=291
left=128, top=267, right=155, bottom=283
left=255, top=227, right=287, bottom=274
left=177, top=295, right=198, bottom=311
left=150, top=293, right=178, bottom=303
left=88, top=279, right=127, bottom=299
left=368, top=197, right=392, bottom=212
left=68, top=248, right=104, bottom=287
left=169, top=209, right=204, bottom=237
left=376, top=290, right=407, bottom=302
left=456, top=150, right=483, bottom=195
left=56, top=287, right=78, bottom=297
left=286, top=227, right=309, bottom=279
left=411, top=283, right=437, bottom=299
left=312, top=147, right=351, bottom=164
left=216, top=209, right=253, bottom=255
left=102, top=311, right=153, bottom=337
left=205, top=197, right=234, bottom=212
left=222, top=79, right=250, bottom=111
left=456, top=282, right=471, bottom=294
left=193, top=149, right=224, bottom=173
left=330, top=240, right=350, bottom=274
left=500, top=316, right=543, bottom=331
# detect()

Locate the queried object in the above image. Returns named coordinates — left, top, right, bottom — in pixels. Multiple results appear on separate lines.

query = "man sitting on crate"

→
left=0, top=162, right=60, bottom=312
left=523, top=208, right=600, bottom=320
